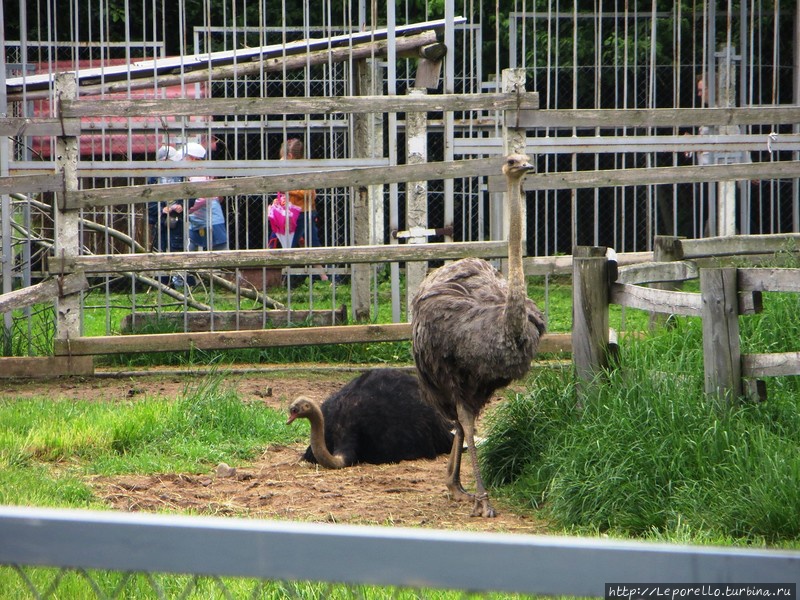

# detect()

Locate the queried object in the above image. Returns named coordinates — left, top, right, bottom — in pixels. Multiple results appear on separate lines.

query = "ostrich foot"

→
left=471, top=493, right=497, bottom=518
left=446, top=483, right=475, bottom=503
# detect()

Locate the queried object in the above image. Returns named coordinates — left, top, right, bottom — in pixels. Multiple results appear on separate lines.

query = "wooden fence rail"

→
left=5, top=65, right=800, bottom=377
left=573, top=234, right=800, bottom=403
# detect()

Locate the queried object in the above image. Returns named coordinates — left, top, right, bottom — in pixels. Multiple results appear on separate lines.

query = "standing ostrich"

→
left=410, top=153, right=545, bottom=518
left=286, top=368, right=454, bottom=468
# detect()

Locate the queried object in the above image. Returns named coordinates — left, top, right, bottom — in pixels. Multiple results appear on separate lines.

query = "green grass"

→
left=481, top=292, right=800, bottom=546
left=9, top=272, right=652, bottom=368
left=0, top=567, right=533, bottom=600
left=0, top=375, right=301, bottom=506
left=2, top=373, right=540, bottom=598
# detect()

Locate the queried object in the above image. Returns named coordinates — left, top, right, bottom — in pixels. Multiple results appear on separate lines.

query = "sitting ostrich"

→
left=286, top=368, right=454, bottom=468
left=410, top=154, right=545, bottom=518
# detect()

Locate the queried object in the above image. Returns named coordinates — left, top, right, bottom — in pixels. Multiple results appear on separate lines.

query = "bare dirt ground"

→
left=1, top=367, right=549, bottom=535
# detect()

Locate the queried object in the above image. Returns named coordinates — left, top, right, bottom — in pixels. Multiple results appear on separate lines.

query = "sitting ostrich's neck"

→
left=305, top=405, right=346, bottom=469
left=504, top=173, right=527, bottom=338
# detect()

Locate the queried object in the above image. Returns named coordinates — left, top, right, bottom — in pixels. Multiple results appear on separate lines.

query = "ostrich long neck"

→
left=505, top=173, right=527, bottom=338
left=305, top=404, right=346, bottom=469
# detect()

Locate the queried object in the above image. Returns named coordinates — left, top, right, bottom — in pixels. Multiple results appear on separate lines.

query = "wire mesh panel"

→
left=2, top=0, right=799, bottom=359
left=510, top=2, right=799, bottom=255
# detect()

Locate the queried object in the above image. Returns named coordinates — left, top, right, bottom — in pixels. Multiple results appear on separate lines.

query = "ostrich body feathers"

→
left=300, top=368, right=454, bottom=467
left=411, top=256, right=545, bottom=420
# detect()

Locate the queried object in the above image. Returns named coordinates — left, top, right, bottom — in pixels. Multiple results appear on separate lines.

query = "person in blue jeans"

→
left=180, top=142, right=228, bottom=252
left=147, top=145, right=186, bottom=286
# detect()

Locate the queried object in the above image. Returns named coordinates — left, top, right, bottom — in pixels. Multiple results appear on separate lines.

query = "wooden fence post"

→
left=700, top=267, right=742, bottom=403
left=53, top=73, right=84, bottom=364
left=649, top=235, right=683, bottom=330
left=351, top=58, right=384, bottom=322
left=405, top=87, right=429, bottom=318
left=572, top=246, right=610, bottom=390
left=501, top=68, right=528, bottom=259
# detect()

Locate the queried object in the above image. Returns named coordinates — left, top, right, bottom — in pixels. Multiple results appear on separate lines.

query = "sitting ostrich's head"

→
left=287, top=396, right=315, bottom=424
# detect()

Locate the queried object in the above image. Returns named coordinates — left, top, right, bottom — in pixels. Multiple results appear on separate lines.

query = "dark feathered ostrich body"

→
left=286, top=368, right=454, bottom=468
left=411, top=154, right=545, bottom=517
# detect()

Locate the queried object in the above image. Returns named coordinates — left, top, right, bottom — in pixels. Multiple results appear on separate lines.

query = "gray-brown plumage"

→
left=410, top=153, right=545, bottom=517
left=286, top=368, right=454, bottom=469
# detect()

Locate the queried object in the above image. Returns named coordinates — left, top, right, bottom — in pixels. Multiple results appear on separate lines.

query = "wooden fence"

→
left=3, top=63, right=800, bottom=376
left=573, top=233, right=800, bottom=403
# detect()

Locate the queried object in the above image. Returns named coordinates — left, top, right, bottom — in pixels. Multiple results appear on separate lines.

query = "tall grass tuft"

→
left=482, top=294, right=800, bottom=543
left=0, top=372, right=304, bottom=503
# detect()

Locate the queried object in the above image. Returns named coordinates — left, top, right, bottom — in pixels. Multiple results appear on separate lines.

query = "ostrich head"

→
left=287, top=396, right=315, bottom=424
left=502, top=153, right=535, bottom=181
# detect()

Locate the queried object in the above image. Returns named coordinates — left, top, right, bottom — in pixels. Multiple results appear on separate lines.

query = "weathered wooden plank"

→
left=616, top=260, right=699, bottom=285
left=0, top=173, right=64, bottom=196
left=611, top=282, right=760, bottom=316
left=414, top=58, right=443, bottom=89
left=488, top=161, right=800, bottom=192
left=120, top=307, right=348, bottom=333
left=0, top=356, right=94, bottom=379
left=700, top=268, right=742, bottom=402
left=456, top=133, right=800, bottom=155
left=737, top=268, right=800, bottom=293
left=693, top=253, right=800, bottom=269
left=740, top=291, right=763, bottom=315
left=12, top=158, right=390, bottom=179
left=524, top=250, right=654, bottom=277
left=0, top=117, right=81, bottom=137
left=0, top=273, right=89, bottom=313
left=742, top=378, right=768, bottom=403
left=680, top=233, right=800, bottom=259
left=742, top=351, right=800, bottom=378
left=646, top=236, right=685, bottom=329
left=610, top=282, right=703, bottom=316
left=54, top=326, right=571, bottom=357
left=61, top=92, right=538, bottom=119
left=513, top=106, right=800, bottom=129
left=53, top=241, right=509, bottom=275
left=64, top=157, right=501, bottom=210
left=539, top=333, right=571, bottom=354
left=54, top=323, right=414, bottom=355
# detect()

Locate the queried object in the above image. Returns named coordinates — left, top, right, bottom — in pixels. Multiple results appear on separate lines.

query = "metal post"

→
left=0, top=6, right=11, bottom=355
left=715, top=45, right=740, bottom=237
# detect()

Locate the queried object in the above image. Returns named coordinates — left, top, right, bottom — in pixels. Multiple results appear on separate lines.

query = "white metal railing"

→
left=1, top=506, right=798, bottom=597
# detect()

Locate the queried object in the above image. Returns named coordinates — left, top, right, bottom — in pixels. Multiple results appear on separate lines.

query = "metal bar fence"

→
left=1, top=506, right=798, bottom=598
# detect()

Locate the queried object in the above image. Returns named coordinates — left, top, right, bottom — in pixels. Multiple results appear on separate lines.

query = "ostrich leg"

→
left=457, top=404, right=496, bottom=518
left=445, top=421, right=473, bottom=502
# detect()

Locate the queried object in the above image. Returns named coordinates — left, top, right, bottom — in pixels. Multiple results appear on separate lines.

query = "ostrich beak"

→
left=286, top=412, right=297, bottom=425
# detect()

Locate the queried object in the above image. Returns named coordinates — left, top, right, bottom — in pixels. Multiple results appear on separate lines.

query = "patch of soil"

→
left=2, top=367, right=548, bottom=534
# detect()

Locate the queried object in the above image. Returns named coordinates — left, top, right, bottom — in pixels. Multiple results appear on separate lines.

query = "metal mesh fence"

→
left=2, top=566, right=494, bottom=599
left=2, top=1, right=799, bottom=354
